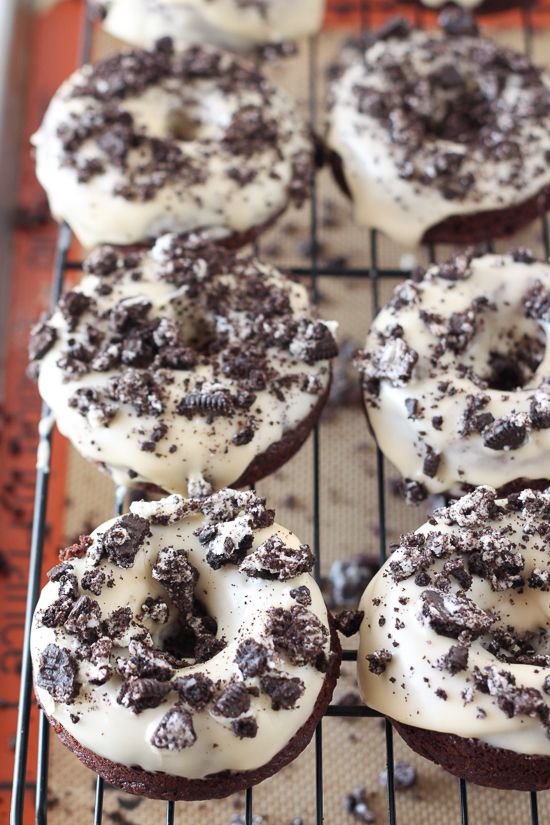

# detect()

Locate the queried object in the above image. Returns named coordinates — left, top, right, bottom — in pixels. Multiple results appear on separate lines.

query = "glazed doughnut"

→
left=410, top=0, right=534, bottom=11
left=31, top=490, right=341, bottom=800
left=356, top=250, right=550, bottom=501
left=91, top=0, right=325, bottom=52
left=32, top=40, right=312, bottom=249
left=326, top=14, right=550, bottom=247
left=358, top=485, right=550, bottom=791
left=29, top=236, right=337, bottom=495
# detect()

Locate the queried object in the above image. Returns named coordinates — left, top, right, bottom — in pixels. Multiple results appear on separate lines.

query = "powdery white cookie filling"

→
left=326, top=19, right=550, bottom=248
left=358, top=486, right=550, bottom=757
left=29, top=235, right=337, bottom=495
left=32, top=41, right=311, bottom=249
left=92, top=0, right=325, bottom=52
left=357, top=251, right=550, bottom=499
left=31, top=490, right=337, bottom=778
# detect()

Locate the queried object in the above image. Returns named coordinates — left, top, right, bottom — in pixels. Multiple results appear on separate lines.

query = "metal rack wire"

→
left=9, top=1, right=550, bottom=824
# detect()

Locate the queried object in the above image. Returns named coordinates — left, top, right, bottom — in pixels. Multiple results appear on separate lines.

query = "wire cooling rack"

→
left=9, top=1, right=550, bottom=823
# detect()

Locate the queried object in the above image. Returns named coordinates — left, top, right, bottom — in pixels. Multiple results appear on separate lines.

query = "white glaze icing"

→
left=358, top=486, right=550, bottom=756
left=32, top=44, right=311, bottom=248
left=31, top=491, right=334, bottom=778
left=326, top=28, right=550, bottom=248
left=94, top=0, right=325, bottom=51
left=358, top=253, right=550, bottom=496
left=33, top=235, right=336, bottom=494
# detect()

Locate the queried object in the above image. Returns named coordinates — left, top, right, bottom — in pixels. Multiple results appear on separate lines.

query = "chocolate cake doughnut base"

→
left=39, top=626, right=341, bottom=801
left=233, top=381, right=330, bottom=488
left=393, top=720, right=550, bottom=791
left=328, top=148, right=550, bottom=247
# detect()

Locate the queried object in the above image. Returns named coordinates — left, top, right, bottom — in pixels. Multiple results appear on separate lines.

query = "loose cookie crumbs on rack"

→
left=326, top=555, right=379, bottom=608
left=379, top=762, right=417, bottom=790
left=343, top=787, right=375, bottom=823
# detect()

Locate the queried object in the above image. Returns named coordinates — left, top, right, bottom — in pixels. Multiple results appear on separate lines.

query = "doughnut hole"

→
left=484, top=325, right=546, bottom=391
left=480, top=623, right=548, bottom=665
left=166, top=108, right=202, bottom=142
left=161, top=602, right=221, bottom=662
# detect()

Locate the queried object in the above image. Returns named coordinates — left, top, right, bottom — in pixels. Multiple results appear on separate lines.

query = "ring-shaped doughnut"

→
left=358, top=485, right=550, bottom=790
left=29, top=236, right=337, bottom=495
left=31, top=490, right=340, bottom=800
left=356, top=251, right=550, bottom=500
left=92, top=0, right=325, bottom=52
left=326, top=15, right=550, bottom=247
left=32, top=40, right=312, bottom=248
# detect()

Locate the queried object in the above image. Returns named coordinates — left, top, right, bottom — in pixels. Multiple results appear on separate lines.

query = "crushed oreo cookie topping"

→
left=151, top=705, right=196, bottom=751
left=239, top=535, right=314, bottom=581
left=99, top=514, right=151, bottom=568
left=266, top=605, right=329, bottom=668
left=36, top=644, right=80, bottom=703
left=260, top=672, right=305, bottom=710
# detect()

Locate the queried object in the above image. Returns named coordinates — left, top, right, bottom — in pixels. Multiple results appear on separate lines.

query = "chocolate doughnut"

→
left=356, top=250, right=550, bottom=501
left=358, top=485, right=550, bottom=791
left=409, top=0, right=534, bottom=12
left=32, top=40, right=312, bottom=249
left=326, top=14, right=550, bottom=247
left=31, top=490, right=341, bottom=800
left=91, top=0, right=325, bottom=52
left=29, top=236, right=337, bottom=495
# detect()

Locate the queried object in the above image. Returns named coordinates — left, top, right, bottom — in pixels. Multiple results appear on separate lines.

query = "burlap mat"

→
left=44, top=22, right=550, bottom=825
